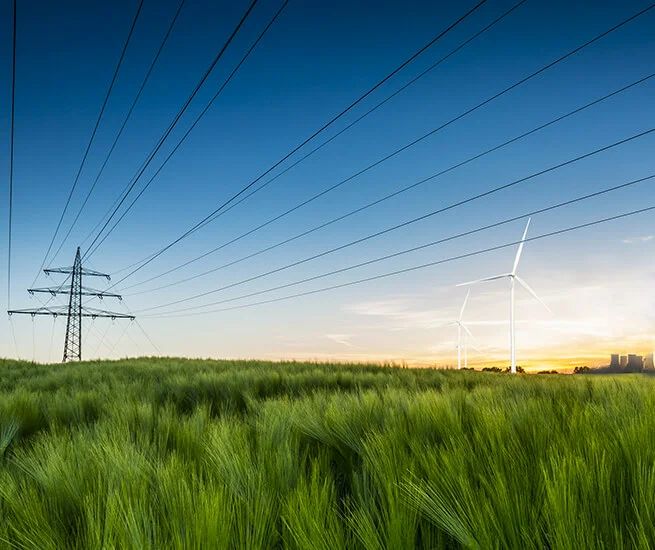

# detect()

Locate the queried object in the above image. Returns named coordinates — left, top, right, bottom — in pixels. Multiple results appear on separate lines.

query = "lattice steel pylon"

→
left=62, top=247, right=83, bottom=361
left=7, top=247, right=134, bottom=362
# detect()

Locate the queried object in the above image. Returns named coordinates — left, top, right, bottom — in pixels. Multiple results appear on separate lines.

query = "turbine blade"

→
left=469, top=342, right=484, bottom=354
left=460, top=323, right=475, bottom=341
left=458, top=289, right=470, bottom=322
left=512, top=218, right=531, bottom=275
left=456, top=274, right=511, bottom=287
left=460, top=322, right=480, bottom=346
left=515, top=275, right=551, bottom=313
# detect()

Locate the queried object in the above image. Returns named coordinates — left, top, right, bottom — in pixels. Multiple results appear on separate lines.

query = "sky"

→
left=1, top=0, right=654, bottom=370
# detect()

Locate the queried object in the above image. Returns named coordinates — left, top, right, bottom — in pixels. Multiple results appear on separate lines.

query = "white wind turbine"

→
left=457, top=218, right=550, bottom=373
left=444, top=290, right=482, bottom=369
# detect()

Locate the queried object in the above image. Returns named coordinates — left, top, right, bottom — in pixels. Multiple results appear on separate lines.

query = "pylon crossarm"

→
left=80, top=268, right=110, bottom=281
left=27, top=286, right=122, bottom=299
left=82, top=307, right=134, bottom=320
left=44, top=267, right=110, bottom=281
left=7, top=307, right=133, bottom=319
left=8, top=306, right=68, bottom=317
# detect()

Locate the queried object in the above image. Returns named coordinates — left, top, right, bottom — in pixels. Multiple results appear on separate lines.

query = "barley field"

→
left=1, top=358, right=654, bottom=549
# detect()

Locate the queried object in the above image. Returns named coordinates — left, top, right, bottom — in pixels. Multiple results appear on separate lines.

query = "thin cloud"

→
left=622, top=235, right=653, bottom=244
left=325, top=334, right=356, bottom=347
left=345, top=298, right=450, bottom=329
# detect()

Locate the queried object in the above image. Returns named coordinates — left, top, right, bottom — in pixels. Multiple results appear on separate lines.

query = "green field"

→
left=1, top=358, right=654, bottom=549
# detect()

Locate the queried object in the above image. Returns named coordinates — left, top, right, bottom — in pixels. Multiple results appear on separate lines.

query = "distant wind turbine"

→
left=444, top=290, right=482, bottom=369
left=457, top=218, right=550, bottom=373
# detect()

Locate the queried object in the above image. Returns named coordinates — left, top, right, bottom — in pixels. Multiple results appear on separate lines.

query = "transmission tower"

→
left=7, top=247, right=134, bottom=362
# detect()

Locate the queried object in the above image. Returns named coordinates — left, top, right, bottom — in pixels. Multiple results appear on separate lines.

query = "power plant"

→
left=607, top=352, right=652, bottom=372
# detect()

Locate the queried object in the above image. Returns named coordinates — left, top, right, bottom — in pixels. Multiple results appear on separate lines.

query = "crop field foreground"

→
left=1, top=358, right=655, bottom=549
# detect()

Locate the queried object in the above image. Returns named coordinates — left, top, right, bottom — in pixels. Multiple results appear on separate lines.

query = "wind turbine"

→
left=444, top=290, right=482, bottom=369
left=457, top=218, right=550, bottom=373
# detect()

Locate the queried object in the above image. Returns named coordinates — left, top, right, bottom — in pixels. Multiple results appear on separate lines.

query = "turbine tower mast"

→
left=443, top=290, right=481, bottom=369
left=7, top=247, right=134, bottom=362
left=457, top=218, right=550, bottom=373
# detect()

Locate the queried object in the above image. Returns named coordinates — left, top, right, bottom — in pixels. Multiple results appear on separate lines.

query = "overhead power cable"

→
left=186, top=0, right=529, bottom=236
left=107, top=320, right=132, bottom=358
left=32, top=0, right=146, bottom=287
left=48, top=316, right=58, bottom=363
left=50, top=0, right=188, bottom=266
left=130, top=125, right=655, bottom=312
left=82, top=0, right=261, bottom=259
left=141, top=204, right=655, bottom=318
left=119, top=300, right=160, bottom=355
left=9, top=316, right=20, bottom=359
left=7, top=0, right=16, bottom=309
left=92, top=319, right=114, bottom=358
left=97, top=0, right=491, bottom=281
left=107, top=0, right=524, bottom=282
left=83, top=0, right=290, bottom=261
left=139, top=173, right=654, bottom=316
left=108, top=1, right=655, bottom=290
left=118, top=0, right=529, bottom=289
left=136, top=319, right=161, bottom=355
left=122, top=72, right=655, bottom=296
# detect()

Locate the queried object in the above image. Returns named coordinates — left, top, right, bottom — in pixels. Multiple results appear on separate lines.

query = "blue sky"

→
left=1, top=0, right=654, bottom=367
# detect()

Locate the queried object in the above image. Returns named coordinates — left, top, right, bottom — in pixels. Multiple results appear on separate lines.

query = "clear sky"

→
left=1, top=0, right=654, bottom=369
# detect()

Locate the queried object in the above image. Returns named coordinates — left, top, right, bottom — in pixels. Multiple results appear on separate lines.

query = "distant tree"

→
left=502, top=366, right=525, bottom=374
left=482, top=366, right=503, bottom=373
left=573, top=366, right=591, bottom=374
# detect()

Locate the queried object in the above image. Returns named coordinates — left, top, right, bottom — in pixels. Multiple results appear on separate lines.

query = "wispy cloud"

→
left=622, top=235, right=653, bottom=244
left=325, top=334, right=356, bottom=347
left=345, top=298, right=451, bottom=330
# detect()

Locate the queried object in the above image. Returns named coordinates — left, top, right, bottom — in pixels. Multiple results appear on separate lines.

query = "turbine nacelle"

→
left=457, top=273, right=551, bottom=314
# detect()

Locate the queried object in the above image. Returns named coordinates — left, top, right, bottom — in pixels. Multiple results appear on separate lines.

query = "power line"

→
left=82, top=0, right=262, bottom=259
left=187, top=0, right=529, bottom=236
left=118, top=0, right=530, bottom=291
left=108, top=1, right=655, bottom=290
left=131, top=125, right=655, bottom=312
left=141, top=205, right=655, bottom=319
left=139, top=173, right=654, bottom=316
left=122, top=72, right=655, bottom=296
left=102, top=0, right=522, bottom=282
left=124, top=324, right=144, bottom=357
left=83, top=0, right=290, bottom=261
left=135, top=319, right=161, bottom=355
left=32, top=0, right=146, bottom=287
left=7, top=0, right=16, bottom=309
left=99, top=0, right=491, bottom=284
left=48, top=316, right=57, bottom=363
left=88, top=321, right=111, bottom=359
left=118, top=299, right=160, bottom=355
left=106, top=320, right=132, bottom=358
left=49, top=0, right=188, bottom=266
left=8, top=316, right=20, bottom=360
